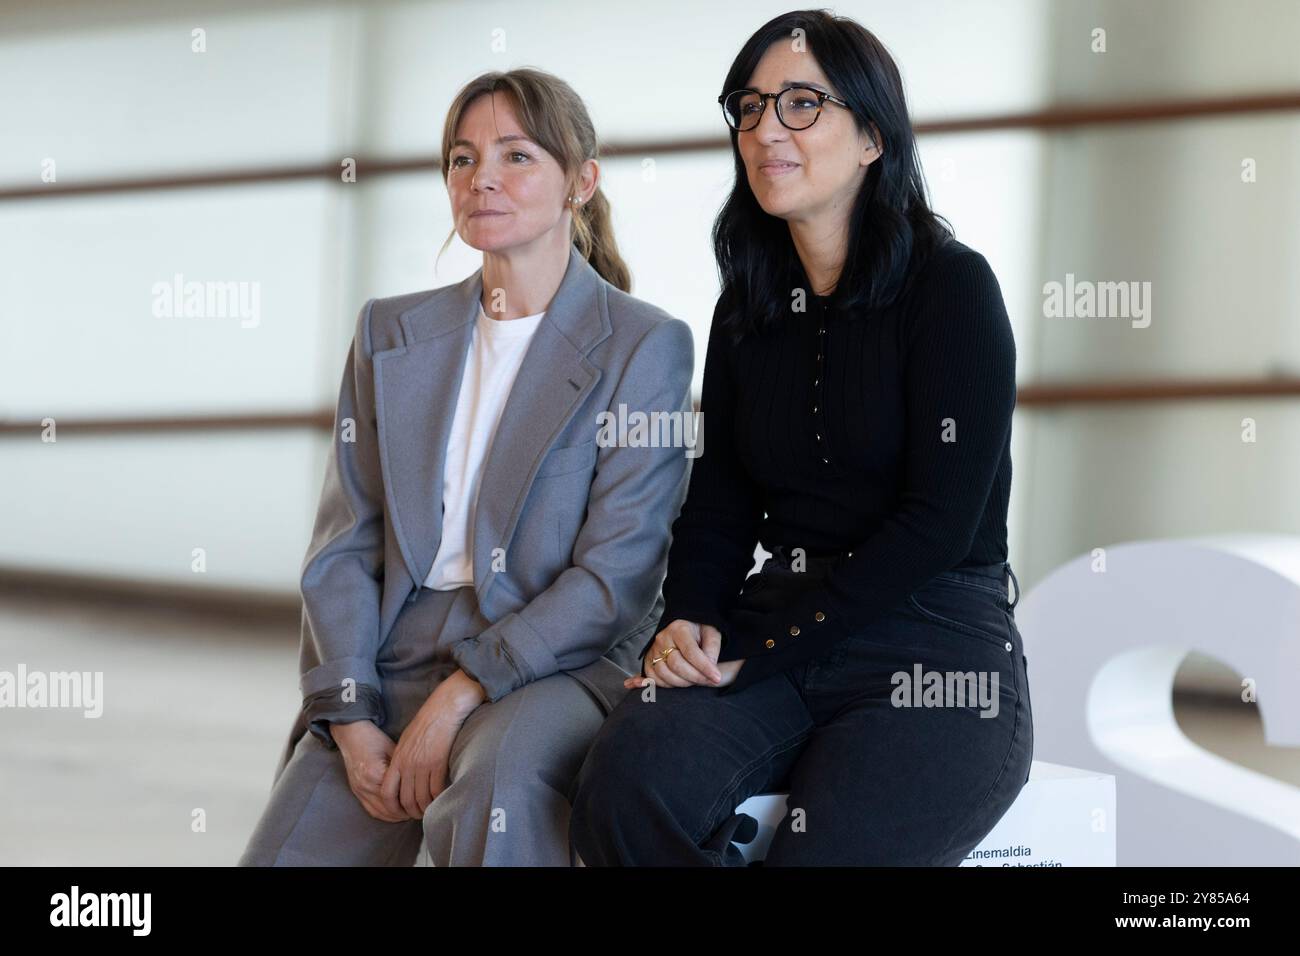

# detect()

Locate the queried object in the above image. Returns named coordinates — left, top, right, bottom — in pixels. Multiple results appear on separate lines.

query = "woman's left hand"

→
left=383, top=670, right=486, bottom=820
left=624, top=657, right=745, bottom=690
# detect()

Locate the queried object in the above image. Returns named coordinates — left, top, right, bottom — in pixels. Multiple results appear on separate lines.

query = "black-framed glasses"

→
left=719, top=85, right=851, bottom=132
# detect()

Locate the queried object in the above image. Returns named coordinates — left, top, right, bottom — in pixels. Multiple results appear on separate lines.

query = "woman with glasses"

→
left=571, top=9, right=1032, bottom=865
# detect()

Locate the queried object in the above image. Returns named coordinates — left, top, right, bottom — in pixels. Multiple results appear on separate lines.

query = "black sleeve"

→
left=717, top=250, right=1017, bottom=694
left=639, top=301, right=765, bottom=664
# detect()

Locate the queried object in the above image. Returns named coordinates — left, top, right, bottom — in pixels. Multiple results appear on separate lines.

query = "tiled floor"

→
left=1, top=591, right=1296, bottom=865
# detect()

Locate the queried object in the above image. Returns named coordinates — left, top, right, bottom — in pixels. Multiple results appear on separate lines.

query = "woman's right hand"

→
left=330, top=720, right=408, bottom=822
left=629, top=620, right=724, bottom=688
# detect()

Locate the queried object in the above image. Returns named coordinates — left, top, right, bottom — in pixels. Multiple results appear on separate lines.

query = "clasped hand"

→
left=331, top=669, right=486, bottom=823
left=623, top=619, right=745, bottom=690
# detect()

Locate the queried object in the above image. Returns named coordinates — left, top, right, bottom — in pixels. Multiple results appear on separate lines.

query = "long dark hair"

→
left=438, top=68, right=632, bottom=292
left=714, top=9, right=953, bottom=338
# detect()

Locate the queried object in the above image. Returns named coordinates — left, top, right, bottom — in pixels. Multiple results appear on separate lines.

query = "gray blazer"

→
left=280, top=245, right=694, bottom=770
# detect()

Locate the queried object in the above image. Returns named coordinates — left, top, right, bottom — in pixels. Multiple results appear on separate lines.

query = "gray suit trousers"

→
left=238, top=584, right=606, bottom=866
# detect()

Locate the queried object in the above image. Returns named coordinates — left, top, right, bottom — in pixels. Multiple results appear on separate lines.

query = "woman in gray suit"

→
left=239, top=68, right=694, bottom=866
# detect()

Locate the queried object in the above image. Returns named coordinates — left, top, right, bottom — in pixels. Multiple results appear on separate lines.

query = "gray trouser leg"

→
left=239, top=586, right=473, bottom=866
left=421, top=671, right=606, bottom=866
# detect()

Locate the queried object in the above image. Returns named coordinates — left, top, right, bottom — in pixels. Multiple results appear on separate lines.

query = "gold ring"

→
left=649, top=645, right=677, bottom=666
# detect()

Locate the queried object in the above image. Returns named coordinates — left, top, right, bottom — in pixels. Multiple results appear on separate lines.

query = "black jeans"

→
left=570, top=551, right=1033, bottom=865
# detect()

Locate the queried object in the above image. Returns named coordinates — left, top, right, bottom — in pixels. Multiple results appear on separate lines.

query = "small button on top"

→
left=789, top=625, right=801, bottom=636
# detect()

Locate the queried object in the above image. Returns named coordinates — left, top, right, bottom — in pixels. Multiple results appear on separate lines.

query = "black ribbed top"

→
left=655, top=238, right=1018, bottom=691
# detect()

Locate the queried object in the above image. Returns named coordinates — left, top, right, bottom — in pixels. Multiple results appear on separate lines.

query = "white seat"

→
left=574, top=760, right=1115, bottom=866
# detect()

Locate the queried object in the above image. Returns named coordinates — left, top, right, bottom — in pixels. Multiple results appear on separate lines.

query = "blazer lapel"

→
left=472, top=245, right=611, bottom=611
left=372, top=271, right=479, bottom=588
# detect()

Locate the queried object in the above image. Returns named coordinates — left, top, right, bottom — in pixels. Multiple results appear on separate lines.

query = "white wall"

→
left=6, top=0, right=1293, bottom=601
left=1020, top=0, right=1300, bottom=584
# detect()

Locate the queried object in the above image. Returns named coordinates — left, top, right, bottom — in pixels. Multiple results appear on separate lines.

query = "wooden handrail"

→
left=0, top=411, right=335, bottom=435
left=4, top=377, right=1300, bottom=435
left=0, top=566, right=301, bottom=622
left=1015, top=377, right=1300, bottom=405
left=3, top=92, right=1298, bottom=202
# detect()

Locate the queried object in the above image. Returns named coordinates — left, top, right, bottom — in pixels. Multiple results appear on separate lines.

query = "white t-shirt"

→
left=423, top=303, right=546, bottom=590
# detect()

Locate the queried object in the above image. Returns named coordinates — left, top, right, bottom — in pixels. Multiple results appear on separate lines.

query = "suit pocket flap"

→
left=534, top=439, right=598, bottom=478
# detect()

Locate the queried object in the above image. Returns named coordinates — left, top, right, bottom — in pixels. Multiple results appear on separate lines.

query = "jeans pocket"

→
left=906, top=576, right=1014, bottom=652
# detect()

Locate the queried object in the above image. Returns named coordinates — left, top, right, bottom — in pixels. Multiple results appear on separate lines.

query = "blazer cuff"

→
left=449, top=612, right=558, bottom=703
left=717, top=591, right=851, bottom=695
left=302, top=682, right=386, bottom=751
left=300, top=655, right=383, bottom=699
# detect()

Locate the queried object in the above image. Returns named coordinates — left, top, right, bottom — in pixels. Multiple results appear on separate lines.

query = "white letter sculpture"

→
left=1018, top=534, right=1300, bottom=865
